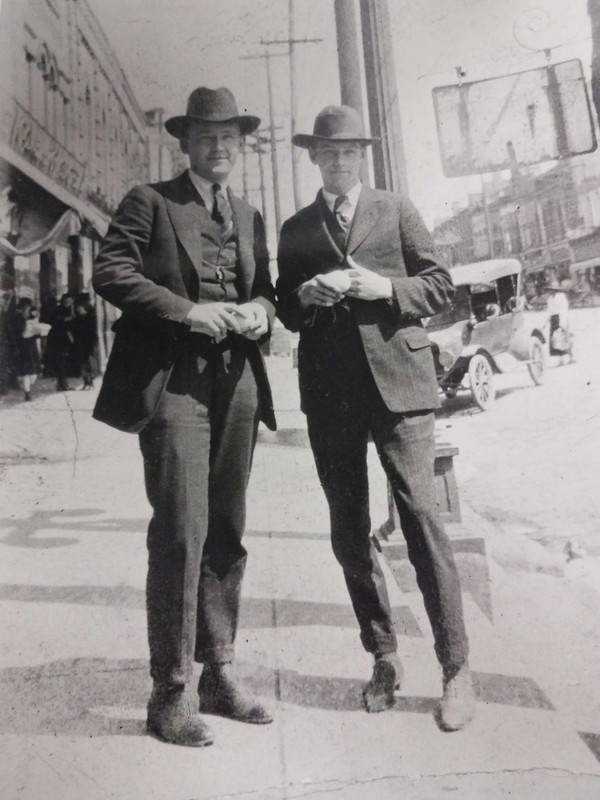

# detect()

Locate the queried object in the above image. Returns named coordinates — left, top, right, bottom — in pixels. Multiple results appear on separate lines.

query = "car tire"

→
left=468, top=354, right=495, bottom=410
left=527, top=337, right=545, bottom=386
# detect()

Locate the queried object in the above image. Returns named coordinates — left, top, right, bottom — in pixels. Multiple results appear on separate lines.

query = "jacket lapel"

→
left=347, top=186, right=385, bottom=254
left=312, top=193, right=345, bottom=261
left=163, top=173, right=205, bottom=276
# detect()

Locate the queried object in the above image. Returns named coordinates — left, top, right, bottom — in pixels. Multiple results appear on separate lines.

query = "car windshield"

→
left=425, top=271, right=521, bottom=329
left=425, top=285, right=472, bottom=329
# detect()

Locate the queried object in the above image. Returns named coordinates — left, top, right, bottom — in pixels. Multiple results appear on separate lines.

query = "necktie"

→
left=333, top=195, right=350, bottom=235
left=211, top=183, right=234, bottom=240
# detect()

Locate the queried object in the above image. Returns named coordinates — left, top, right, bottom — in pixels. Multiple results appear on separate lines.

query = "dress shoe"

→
left=438, top=662, right=476, bottom=731
left=147, top=683, right=214, bottom=746
left=198, top=664, right=273, bottom=724
left=362, top=653, right=403, bottom=713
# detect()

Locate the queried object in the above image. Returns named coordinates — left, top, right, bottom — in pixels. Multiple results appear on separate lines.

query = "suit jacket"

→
left=276, top=186, right=453, bottom=413
left=92, top=171, right=276, bottom=433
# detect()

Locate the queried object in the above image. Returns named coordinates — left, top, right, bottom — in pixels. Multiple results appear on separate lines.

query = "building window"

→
left=541, top=199, right=565, bottom=242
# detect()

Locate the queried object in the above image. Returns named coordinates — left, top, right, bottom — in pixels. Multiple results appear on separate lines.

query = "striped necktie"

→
left=333, top=194, right=350, bottom=235
left=211, top=183, right=234, bottom=240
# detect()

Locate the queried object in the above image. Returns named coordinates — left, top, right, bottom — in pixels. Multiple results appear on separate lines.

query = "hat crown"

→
left=165, top=86, right=260, bottom=138
left=186, top=87, right=239, bottom=123
left=313, top=105, right=367, bottom=140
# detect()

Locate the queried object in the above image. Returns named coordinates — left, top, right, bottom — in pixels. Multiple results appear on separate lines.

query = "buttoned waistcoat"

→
left=93, top=171, right=276, bottom=433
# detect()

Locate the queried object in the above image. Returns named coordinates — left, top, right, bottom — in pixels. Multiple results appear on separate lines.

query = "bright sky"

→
left=87, top=0, right=593, bottom=238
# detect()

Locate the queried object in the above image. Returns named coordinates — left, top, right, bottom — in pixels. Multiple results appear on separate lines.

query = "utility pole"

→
left=250, top=131, right=271, bottom=229
left=590, top=0, right=600, bottom=125
left=265, top=53, right=282, bottom=236
left=241, top=51, right=284, bottom=235
left=241, top=141, right=249, bottom=202
left=359, top=0, right=408, bottom=194
left=261, top=2, right=321, bottom=211
left=334, top=0, right=365, bottom=116
left=334, top=0, right=369, bottom=184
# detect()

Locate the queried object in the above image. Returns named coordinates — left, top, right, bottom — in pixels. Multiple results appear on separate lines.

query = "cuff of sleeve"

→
left=385, top=283, right=400, bottom=311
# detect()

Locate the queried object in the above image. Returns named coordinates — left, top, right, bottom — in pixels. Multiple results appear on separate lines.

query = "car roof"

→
left=450, top=258, right=522, bottom=286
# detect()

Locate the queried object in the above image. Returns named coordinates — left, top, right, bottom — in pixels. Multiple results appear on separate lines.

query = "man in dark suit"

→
left=276, top=105, right=475, bottom=731
left=93, top=87, right=276, bottom=747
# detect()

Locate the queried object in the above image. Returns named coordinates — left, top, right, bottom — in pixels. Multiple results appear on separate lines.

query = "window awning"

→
left=0, top=207, right=77, bottom=257
left=570, top=257, right=600, bottom=272
left=0, top=140, right=109, bottom=237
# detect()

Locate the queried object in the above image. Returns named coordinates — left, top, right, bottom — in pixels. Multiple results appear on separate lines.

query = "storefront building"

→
left=0, top=0, right=152, bottom=366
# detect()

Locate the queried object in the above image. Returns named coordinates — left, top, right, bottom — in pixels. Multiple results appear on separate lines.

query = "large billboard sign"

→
left=432, top=59, right=597, bottom=178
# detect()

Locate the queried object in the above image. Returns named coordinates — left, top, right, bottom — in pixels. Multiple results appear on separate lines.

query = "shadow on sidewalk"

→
left=0, top=657, right=150, bottom=737
left=0, top=655, right=555, bottom=739
left=0, top=509, right=147, bottom=548
left=0, top=583, right=422, bottom=638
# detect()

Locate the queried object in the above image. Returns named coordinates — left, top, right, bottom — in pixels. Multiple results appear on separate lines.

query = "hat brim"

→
left=165, top=114, right=261, bottom=138
left=292, top=133, right=379, bottom=149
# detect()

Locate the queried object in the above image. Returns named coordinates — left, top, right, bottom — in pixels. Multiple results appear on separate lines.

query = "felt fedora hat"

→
left=165, top=86, right=261, bottom=138
left=541, top=280, right=570, bottom=293
left=292, top=104, right=379, bottom=149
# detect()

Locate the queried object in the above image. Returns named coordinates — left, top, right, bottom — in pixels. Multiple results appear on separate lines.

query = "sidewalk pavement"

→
left=1, top=358, right=600, bottom=799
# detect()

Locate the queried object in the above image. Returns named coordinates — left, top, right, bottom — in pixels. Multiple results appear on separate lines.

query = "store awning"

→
left=0, top=140, right=109, bottom=237
left=0, top=207, right=77, bottom=257
left=569, top=256, right=600, bottom=273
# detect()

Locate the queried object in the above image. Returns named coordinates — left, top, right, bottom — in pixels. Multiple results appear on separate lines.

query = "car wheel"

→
left=527, top=337, right=545, bottom=385
left=468, top=354, right=495, bottom=410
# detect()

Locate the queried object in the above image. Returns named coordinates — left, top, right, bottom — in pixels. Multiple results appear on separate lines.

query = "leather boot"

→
left=198, top=663, right=273, bottom=724
left=439, top=662, right=476, bottom=731
left=362, top=652, right=403, bottom=713
left=147, top=683, right=214, bottom=746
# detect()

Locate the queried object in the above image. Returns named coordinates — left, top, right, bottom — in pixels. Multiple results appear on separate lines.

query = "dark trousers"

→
left=304, top=315, right=469, bottom=670
left=139, top=337, right=261, bottom=685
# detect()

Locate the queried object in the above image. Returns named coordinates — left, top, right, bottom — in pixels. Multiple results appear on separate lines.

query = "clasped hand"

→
left=345, top=256, right=393, bottom=301
left=186, top=301, right=268, bottom=340
left=298, top=256, right=392, bottom=307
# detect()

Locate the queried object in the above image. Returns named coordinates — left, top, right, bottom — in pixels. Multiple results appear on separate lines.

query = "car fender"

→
left=510, top=324, right=547, bottom=361
left=459, top=345, right=501, bottom=372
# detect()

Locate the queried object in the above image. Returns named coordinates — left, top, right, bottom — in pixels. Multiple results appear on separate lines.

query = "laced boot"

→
left=439, top=662, right=476, bottom=732
left=362, top=652, right=403, bottom=713
left=198, top=663, right=273, bottom=724
left=147, top=682, right=214, bottom=746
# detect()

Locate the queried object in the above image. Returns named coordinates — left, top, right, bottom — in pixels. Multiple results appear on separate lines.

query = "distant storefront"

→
left=0, top=0, right=154, bottom=367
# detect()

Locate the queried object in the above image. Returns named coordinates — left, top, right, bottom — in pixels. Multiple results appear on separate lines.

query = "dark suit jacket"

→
left=276, top=186, right=453, bottom=413
left=92, top=171, right=276, bottom=433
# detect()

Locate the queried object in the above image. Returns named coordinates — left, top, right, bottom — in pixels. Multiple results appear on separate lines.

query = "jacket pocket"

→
left=403, top=328, right=431, bottom=350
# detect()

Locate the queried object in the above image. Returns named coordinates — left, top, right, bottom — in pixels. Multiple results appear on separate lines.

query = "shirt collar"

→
left=321, top=181, right=362, bottom=218
left=187, top=169, right=229, bottom=209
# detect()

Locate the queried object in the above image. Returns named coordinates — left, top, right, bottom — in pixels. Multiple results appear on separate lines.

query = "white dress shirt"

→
left=321, top=181, right=362, bottom=226
left=187, top=169, right=229, bottom=211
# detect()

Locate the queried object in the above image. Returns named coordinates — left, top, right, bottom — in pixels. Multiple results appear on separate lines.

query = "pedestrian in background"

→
left=0, top=278, right=19, bottom=396
left=92, top=86, right=276, bottom=747
left=72, top=292, right=98, bottom=390
left=14, top=298, right=50, bottom=401
left=44, top=292, right=75, bottom=391
left=544, top=281, right=574, bottom=364
left=277, top=104, right=475, bottom=731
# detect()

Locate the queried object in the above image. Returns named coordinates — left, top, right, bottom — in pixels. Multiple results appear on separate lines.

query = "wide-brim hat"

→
left=292, top=105, right=379, bottom=149
left=542, top=280, right=570, bottom=293
left=165, top=86, right=261, bottom=138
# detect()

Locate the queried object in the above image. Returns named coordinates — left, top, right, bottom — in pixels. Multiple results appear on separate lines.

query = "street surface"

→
left=0, top=307, right=599, bottom=799
left=438, top=307, right=600, bottom=562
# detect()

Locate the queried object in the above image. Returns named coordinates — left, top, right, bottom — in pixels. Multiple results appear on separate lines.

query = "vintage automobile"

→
left=425, top=258, right=548, bottom=410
